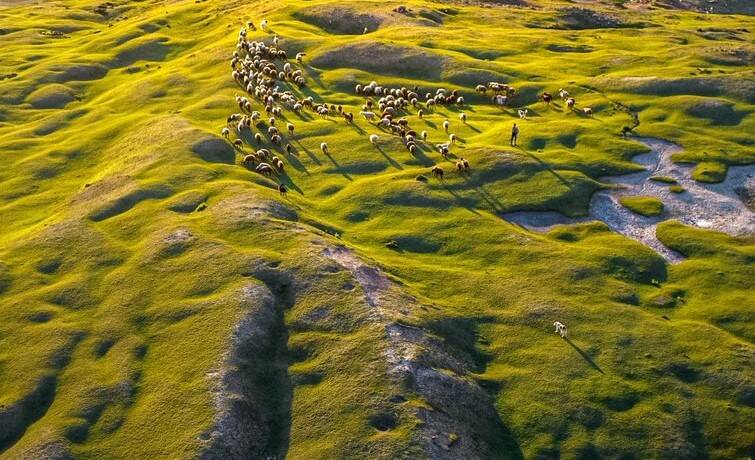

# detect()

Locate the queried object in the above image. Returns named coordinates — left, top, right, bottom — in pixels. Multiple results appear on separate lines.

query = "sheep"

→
left=255, top=133, right=263, bottom=144
left=260, top=19, right=269, bottom=31
left=221, top=127, right=230, bottom=138
left=256, top=162, right=274, bottom=176
left=320, top=142, right=329, bottom=155
left=344, top=112, right=354, bottom=123
left=518, top=108, right=528, bottom=120
left=583, top=107, right=593, bottom=116
left=278, top=183, right=288, bottom=196
left=559, top=88, right=569, bottom=100
left=462, top=158, right=470, bottom=170
left=369, top=134, right=379, bottom=145
left=456, top=160, right=465, bottom=172
left=233, top=139, right=244, bottom=150
left=287, top=123, right=295, bottom=136
left=457, top=96, right=465, bottom=106
left=273, top=35, right=279, bottom=46
left=475, top=84, right=487, bottom=94
left=449, top=133, right=457, bottom=145
left=408, top=144, right=417, bottom=154
left=431, top=166, right=444, bottom=179
left=296, top=52, right=306, bottom=64
left=274, top=158, right=285, bottom=172
left=542, top=92, right=553, bottom=104
left=566, top=98, right=576, bottom=109
left=243, top=154, right=257, bottom=167
left=270, top=134, right=282, bottom=145
left=418, top=109, right=424, bottom=119
left=459, top=112, right=466, bottom=123
left=421, top=130, right=428, bottom=142
left=443, top=119, right=450, bottom=133
left=268, top=126, right=279, bottom=136
left=286, top=144, right=294, bottom=155
left=269, top=117, right=276, bottom=126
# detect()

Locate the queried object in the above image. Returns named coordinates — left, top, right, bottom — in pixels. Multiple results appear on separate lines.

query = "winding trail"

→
left=503, top=137, right=755, bottom=262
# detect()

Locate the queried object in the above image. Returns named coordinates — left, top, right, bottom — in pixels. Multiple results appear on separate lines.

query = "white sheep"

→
left=369, top=134, right=379, bottom=144
left=260, top=19, right=268, bottom=31
left=421, top=131, right=428, bottom=141
left=518, top=108, right=528, bottom=119
left=296, top=52, right=306, bottom=64
left=221, top=127, right=230, bottom=138
left=443, top=119, right=450, bottom=133
left=449, top=133, right=457, bottom=144
left=559, top=88, right=569, bottom=100
left=566, top=98, right=576, bottom=109
left=459, top=112, right=467, bottom=123
left=360, top=111, right=377, bottom=121
left=320, top=142, right=329, bottom=154
left=583, top=107, right=593, bottom=116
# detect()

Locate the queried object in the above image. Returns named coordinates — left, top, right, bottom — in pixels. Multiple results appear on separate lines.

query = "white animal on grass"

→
left=553, top=321, right=568, bottom=338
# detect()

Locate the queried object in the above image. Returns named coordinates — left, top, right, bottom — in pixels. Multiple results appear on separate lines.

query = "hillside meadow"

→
left=0, top=0, right=753, bottom=458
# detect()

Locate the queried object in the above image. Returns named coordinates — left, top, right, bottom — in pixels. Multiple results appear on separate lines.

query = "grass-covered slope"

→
left=0, top=0, right=753, bottom=458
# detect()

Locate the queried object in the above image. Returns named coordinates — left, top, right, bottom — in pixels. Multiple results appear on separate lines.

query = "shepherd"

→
left=510, top=123, right=520, bottom=147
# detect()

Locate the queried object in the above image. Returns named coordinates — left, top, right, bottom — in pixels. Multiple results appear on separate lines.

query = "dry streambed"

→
left=504, top=137, right=755, bottom=262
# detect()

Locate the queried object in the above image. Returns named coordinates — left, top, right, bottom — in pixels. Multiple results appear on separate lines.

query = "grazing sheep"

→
left=344, top=112, right=354, bottom=123
left=221, top=127, right=230, bottom=138
left=269, top=117, right=275, bottom=126
left=421, top=130, right=428, bottom=142
left=273, top=35, right=279, bottom=46
left=359, top=110, right=377, bottom=121
left=286, top=144, right=293, bottom=154
left=260, top=19, right=268, bottom=31
left=542, top=92, right=553, bottom=104
left=518, top=108, right=528, bottom=120
left=457, top=96, right=465, bottom=106
left=553, top=321, right=568, bottom=338
left=296, top=52, right=306, bottom=64
left=243, top=154, right=257, bottom=167
left=493, top=94, right=508, bottom=106
left=431, top=166, right=444, bottom=179
left=559, top=88, right=569, bottom=100
left=255, top=133, right=263, bottom=144
left=462, top=158, right=470, bottom=170
left=274, top=158, right=284, bottom=172
left=566, top=98, right=576, bottom=109
left=459, top=112, right=467, bottom=123
left=449, top=133, right=457, bottom=144
left=287, top=123, right=295, bottom=135
left=475, top=84, right=487, bottom=94
left=369, top=134, right=379, bottom=145
left=320, top=142, right=329, bottom=155
left=256, top=162, right=274, bottom=176
left=278, top=183, right=288, bottom=196
left=418, top=109, right=423, bottom=119
left=443, top=119, right=450, bottom=133
left=583, top=107, right=593, bottom=116
left=233, top=139, right=243, bottom=150
left=271, top=134, right=282, bottom=145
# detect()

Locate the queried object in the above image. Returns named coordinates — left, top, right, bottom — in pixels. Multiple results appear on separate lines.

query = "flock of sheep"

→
left=221, top=19, right=593, bottom=194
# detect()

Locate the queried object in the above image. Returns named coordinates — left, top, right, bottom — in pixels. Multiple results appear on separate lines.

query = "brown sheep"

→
left=431, top=166, right=444, bottom=179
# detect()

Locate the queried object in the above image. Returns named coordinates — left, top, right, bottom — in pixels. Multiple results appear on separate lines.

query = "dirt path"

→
left=503, top=137, right=755, bottom=262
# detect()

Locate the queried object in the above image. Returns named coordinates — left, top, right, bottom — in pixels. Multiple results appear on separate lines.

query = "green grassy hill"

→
left=0, top=0, right=753, bottom=458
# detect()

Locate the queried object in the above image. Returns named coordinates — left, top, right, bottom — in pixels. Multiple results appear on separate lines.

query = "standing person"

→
left=510, top=123, right=520, bottom=147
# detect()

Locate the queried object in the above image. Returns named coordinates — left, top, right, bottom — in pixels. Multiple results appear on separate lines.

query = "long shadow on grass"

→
left=565, top=338, right=604, bottom=374
left=518, top=147, right=573, bottom=189
left=283, top=144, right=309, bottom=175
left=323, top=151, right=353, bottom=181
left=375, top=144, right=403, bottom=170
left=295, top=139, right=322, bottom=166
